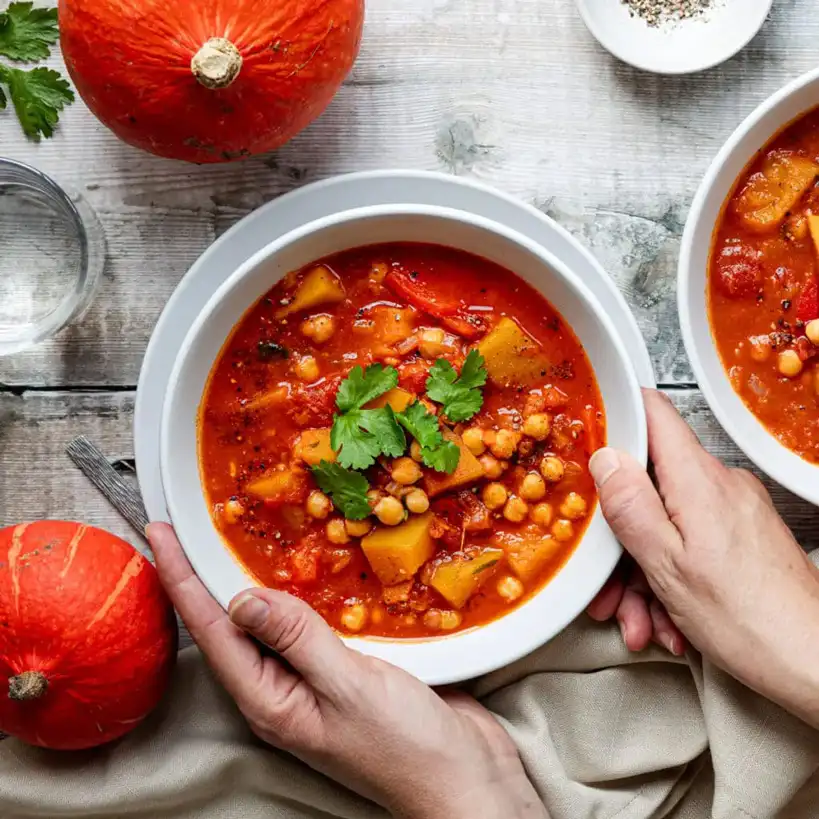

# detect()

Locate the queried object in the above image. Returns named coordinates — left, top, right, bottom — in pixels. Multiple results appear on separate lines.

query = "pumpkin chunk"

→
left=295, top=428, right=336, bottom=466
left=423, top=429, right=485, bottom=497
left=477, top=317, right=550, bottom=387
left=365, top=387, right=415, bottom=413
left=361, top=513, right=434, bottom=586
left=808, top=214, right=819, bottom=258
left=500, top=532, right=563, bottom=583
left=734, top=152, right=819, bottom=233
left=276, top=265, right=345, bottom=318
left=430, top=548, right=504, bottom=609
left=245, top=469, right=309, bottom=506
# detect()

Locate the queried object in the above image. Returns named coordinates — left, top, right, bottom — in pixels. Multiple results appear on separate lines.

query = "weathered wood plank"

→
left=0, top=1, right=817, bottom=387
left=1, top=388, right=815, bottom=557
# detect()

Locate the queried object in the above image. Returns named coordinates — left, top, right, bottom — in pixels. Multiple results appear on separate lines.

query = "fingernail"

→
left=229, top=593, right=270, bottom=629
left=618, top=619, right=629, bottom=647
left=589, top=448, right=620, bottom=487
left=658, top=631, right=681, bottom=656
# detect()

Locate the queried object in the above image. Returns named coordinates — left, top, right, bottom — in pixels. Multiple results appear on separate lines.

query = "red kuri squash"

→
left=0, top=521, right=176, bottom=750
left=58, top=0, right=365, bottom=163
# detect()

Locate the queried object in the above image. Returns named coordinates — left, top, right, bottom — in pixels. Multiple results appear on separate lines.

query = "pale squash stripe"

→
left=7, top=523, right=29, bottom=614
left=86, top=554, right=144, bottom=630
left=60, top=524, right=88, bottom=579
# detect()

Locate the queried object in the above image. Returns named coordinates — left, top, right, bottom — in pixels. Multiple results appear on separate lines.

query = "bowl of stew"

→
left=161, top=204, right=647, bottom=684
left=680, top=68, right=819, bottom=506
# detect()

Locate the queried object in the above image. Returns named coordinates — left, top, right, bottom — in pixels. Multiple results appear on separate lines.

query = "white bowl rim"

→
left=679, top=65, right=819, bottom=507
left=573, top=0, right=773, bottom=76
left=161, top=202, right=648, bottom=684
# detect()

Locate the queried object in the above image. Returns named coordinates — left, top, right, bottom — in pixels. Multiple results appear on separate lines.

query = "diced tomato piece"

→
left=716, top=249, right=764, bottom=299
left=398, top=360, right=433, bottom=393
left=795, top=336, right=818, bottom=362
left=290, top=376, right=340, bottom=427
left=259, top=470, right=311, bottom=508
left=796, top=278, right=819, bottom=323
left=290, top=544, right=321, bottom=585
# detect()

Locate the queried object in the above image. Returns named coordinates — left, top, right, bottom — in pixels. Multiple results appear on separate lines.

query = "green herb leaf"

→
left=396, top=401, right=460, bottom=474
left=0, top=3, right=59, bottom=62
left=425, top=350, right=487, bottom=422
left=0, top=65, right=74, bottom=139
left=331, top=413, right=382, bottom=471
left=311, top=461, right=371, bottom=520
left=358, top=406, right=406, bottom=458
left=336, top=364, right=398, bottom=413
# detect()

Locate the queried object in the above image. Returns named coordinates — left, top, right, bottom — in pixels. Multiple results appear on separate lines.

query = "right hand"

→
left=588, top=389, right=819, bottom=729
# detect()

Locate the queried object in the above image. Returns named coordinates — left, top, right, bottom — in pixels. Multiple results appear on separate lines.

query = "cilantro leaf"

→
left=425, top=350, right=487, bottom=422
left=0, top=65, right=74, bottom=139
left=336, top=364, right=398, bottom=413
left=0, top=3, right=59, bottom=62
left=331, top=413, right=382, bottom=471
left=311, top=461, right=371, bottom=520
left=396, top=401, right=460, bottom=474
left=358, top=406, right=406, bottom=458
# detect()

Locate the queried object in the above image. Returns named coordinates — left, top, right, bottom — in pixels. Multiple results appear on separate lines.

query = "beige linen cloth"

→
left=1, top=553, right=818, bottom=819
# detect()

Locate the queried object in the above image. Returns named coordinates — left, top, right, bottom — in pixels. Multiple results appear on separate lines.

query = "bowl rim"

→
left=161, top=202, right=648, bottom=684
left=678, top=66, right=819, bottom=507
left=573, top=0, right=773, bottom=76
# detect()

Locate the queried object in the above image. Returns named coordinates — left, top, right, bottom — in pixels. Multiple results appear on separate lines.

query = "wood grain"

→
left=0, top=0, right=816, bottom=387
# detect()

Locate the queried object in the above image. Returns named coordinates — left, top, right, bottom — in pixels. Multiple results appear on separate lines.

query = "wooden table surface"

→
left=0, top=0, right=817, bottom=554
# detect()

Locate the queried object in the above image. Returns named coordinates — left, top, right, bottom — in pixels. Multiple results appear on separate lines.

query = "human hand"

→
left=586, top=389, right=819, bottom=728
left=146, top=523, right=547, bottom=819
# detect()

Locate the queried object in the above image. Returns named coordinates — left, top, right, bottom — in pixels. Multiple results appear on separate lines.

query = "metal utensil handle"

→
left=66, top=436, right=150, bottom=535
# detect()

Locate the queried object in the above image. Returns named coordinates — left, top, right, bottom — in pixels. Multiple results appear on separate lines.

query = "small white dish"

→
left=679, top=67, right=819, bottom=508
left=135, top=170, right=655, bottom=525
left=159, top=204, right=648, bottom=685
left=575, top=0, right=772, bottom=75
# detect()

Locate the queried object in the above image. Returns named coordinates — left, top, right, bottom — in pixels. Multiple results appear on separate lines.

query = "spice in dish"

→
left=621, top=0, right=715, bottom=28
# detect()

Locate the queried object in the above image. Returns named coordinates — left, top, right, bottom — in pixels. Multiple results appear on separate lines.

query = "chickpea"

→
left=345, top=518, right=373, bottom=538
left=523, top=413, right=552, bottom=441
left=340, top=602, right=369, bottom=633
left=483, top=429, right=497, bottom=448
left=419, top=327, right=447, bottom=359
left=300, top=314, right=335, bottom=344
left=482, top=481, right=508, bottom=510
left=326, top=518, right=350, bottom=544
left=305, top=490, right=331, bottom=520
left=367, top=488, right=385, bottom=509
left=462, top=426, right=486, bottom=456
left=777, top=349, right=803, bottom=378
left=405, top=488, right=430, bottom=515
left=294, top=355, right=320, bottom=382
left=530, top=502, right=554, bottom=527
left=409, top=440, right=424, bottom=462
left=552, top=519, right=574, bottom=542
left=479, top=453, right=505, bottom=479
left=223, top=497, right=245, bottom=524
left=520, top=471, right=547, bottom=502
left=439, top=610, right=463, bottom=630
left=374, top=496, right=405, bottom=526
left=489, top=429, right=519, bottom=460
left=391, top=456, right=423, bottom=485
left=749, top=335, right=773, bottom=363
left=539, top=455, right=565, bottom=483
left=806, top=319, right=819, bottom=346
left=503, top=496, right=529, bottom=523
left=497, top=575, right=525, bottom=603
left=423, top=609, right=442, bottom=630
left=559, top=492, right=588, bottom=520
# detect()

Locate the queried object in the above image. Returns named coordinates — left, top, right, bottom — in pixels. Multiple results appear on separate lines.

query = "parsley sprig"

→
left=311, top=462, right=371, bottom=521
left=0, top=3, right=74, bottom=139
left=425, top=350, right=487, bottom=422
left=395, top=401, right=460, bottom=474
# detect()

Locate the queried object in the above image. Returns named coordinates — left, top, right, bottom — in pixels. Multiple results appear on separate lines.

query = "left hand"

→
left=146, top=523, right=548, bottom=819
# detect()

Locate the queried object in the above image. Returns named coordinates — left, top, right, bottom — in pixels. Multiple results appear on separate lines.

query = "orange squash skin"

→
left=0, top=522, right=177, bottom=750
left=58, top=0, right=365, bottom=163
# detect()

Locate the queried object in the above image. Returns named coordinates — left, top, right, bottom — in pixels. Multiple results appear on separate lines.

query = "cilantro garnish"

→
left=425, top=350, right=487, bottom=422
left=0, top=3, right=58, bottom=62
left=336, top=364, right=398, bottom=413
left=0, top=3, right=73, bottom=139
left=396, top=401, right=460, bottom=474
left=311, top=461, right=371, bottom=520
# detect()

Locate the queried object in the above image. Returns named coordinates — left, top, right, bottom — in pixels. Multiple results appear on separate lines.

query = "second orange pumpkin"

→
left=58, top=0, right=365, bottom=163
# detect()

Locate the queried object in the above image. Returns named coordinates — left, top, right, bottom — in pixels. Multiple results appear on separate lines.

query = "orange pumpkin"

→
left=0, top=521, right=176, bottom=750
left=58, top=0, right=365, bottom=163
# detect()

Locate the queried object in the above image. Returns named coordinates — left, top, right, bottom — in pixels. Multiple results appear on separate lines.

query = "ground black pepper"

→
left=622, top=0, right=715, bottom=27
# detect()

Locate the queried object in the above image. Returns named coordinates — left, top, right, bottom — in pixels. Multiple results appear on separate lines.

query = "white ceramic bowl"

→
left=679, top=67, right=819, bottom=507
left=574, top=0, right=772, bottom=75
left=161, top=204, right=647, bottom=684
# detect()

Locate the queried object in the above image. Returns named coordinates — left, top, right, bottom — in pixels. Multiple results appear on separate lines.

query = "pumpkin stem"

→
left=191, top=37, right=243, bottom=90
left=8, top=670, right=48, bottom=701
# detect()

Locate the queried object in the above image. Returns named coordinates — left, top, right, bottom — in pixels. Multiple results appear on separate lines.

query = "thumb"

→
left=229, top=588, right=355, bottom=698
left=589, top=447, right=682, bottom=577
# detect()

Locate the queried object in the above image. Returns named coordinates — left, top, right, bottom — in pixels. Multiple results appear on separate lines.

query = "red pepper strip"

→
left=797, top=278, right=819, bottom=323
left=384, top=271, right=486, bottom=339
left=582, top=405, right=603, bottom=456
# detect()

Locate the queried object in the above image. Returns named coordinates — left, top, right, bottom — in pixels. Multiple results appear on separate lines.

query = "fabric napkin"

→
left=1, top=553, right=817, bottom=819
